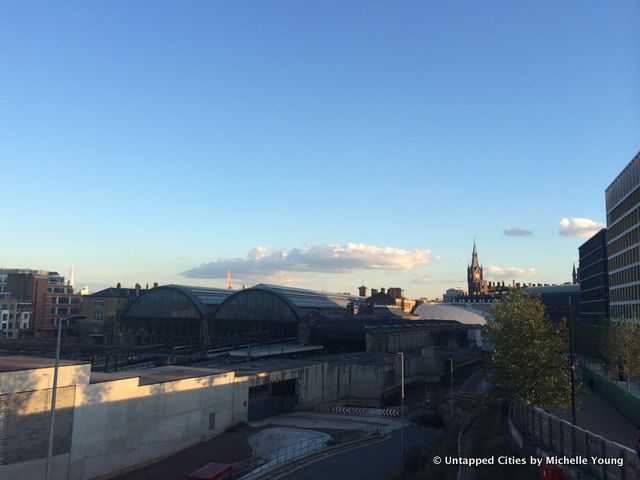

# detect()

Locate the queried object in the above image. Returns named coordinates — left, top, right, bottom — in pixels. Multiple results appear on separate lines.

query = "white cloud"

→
left=559, top=217, right=604, bottom=238
left=183, top=243, right=432, bottom=278
left=412, top=274, right=430, bottom=285
left=503, top=227, right=533, bottom=237
left=487, top=265, right=537, bottom=280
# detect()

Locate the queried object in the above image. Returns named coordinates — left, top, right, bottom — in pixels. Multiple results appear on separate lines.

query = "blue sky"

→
left=1, top=1, right=639, bottom=298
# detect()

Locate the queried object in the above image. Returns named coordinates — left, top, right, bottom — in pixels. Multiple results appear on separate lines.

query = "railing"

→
left=240, top=436, right=328, bottom=479
left=510, top=397, right=640, bottom=480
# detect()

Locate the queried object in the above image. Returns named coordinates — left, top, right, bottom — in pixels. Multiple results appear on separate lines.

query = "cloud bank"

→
left=559, top=217, right=604, bottom=238
left=487, top=265, right=537, bottom=280
left=183, top=243, right=432, bottom=278
left=503, top=227, right=533, bottom=237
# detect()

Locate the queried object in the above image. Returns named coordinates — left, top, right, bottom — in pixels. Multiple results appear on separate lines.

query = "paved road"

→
left=280, top=424, right=439, bottom=480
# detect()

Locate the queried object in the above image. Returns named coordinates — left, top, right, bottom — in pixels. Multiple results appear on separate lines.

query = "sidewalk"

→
left=545, top=390, right=637, bottom=449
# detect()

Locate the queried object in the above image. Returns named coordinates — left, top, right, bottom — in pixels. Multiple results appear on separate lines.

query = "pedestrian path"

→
left=587, top=362, right=640, bottom=398
left=545, top=391, right=637, bottom=449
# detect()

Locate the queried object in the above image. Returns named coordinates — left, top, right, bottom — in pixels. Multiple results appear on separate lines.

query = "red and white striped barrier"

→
left=382, top=408, right=400, bottom=417
left=330, top=406, right=368, bottom=416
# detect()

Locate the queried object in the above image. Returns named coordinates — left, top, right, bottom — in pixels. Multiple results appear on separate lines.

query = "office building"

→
left=579, top=229, right=609, bottom=323
left=605, top=151, right=640, bottom=320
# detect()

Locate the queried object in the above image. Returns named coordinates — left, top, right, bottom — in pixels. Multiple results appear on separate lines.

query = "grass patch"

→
left=392, top=403, right=538, bottom=480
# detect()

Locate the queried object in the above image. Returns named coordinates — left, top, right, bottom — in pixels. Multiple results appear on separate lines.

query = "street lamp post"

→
left=450, top=356, right=454, bottom=422
left=568, top=297, right=577, bottom=425
left=45, top=314, right=84, bottom=480
left=395, top=352, right=405, bottom=472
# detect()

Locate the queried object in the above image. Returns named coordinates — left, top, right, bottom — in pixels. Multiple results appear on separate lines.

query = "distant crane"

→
left=68, top=264, right=75, bottom=289
left=227, top=269, right=234, bottom=290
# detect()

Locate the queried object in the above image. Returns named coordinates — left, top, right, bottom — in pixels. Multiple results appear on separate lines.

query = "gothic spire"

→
left=471, top=239, right=479, bottom=268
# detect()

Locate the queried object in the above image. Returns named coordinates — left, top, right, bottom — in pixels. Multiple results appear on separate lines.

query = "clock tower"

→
left=467, top=240, right=484, bottom=295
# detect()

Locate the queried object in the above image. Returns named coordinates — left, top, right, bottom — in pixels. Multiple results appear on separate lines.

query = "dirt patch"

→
left=112, top=424, right=270, bottom=480
left=111, top=423, right=369, bottom=480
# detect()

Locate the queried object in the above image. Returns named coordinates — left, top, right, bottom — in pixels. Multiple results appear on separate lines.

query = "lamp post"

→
left=450, top=356, right=454, bottom=422
left=45, top=314, right=85, bottom=480
left=394, top=352, right=404, bottom=472
left=395, top=351, right=405, bottom=472
left=568, top=297, right=577, bottom=425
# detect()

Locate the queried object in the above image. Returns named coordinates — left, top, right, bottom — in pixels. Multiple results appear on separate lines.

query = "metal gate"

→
left=248, top=379, right=298, bottom=421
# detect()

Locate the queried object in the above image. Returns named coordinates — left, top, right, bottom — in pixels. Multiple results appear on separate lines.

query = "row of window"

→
left=607, top=205, right=640, bottom=241
left=49, top=307, right=81, bottom=315
left=608, top=247, right=640, bottom=271
left=610, top=303, right=640, bottom=320
left=609, top=284, right=640, bottom=303
left=0, top=312, right=28, bottom=320
left=607, top=181, right=640, bottom=225
left=47, top=287, right=74, bottom=294
left=0, top=322, right=29, bottom=330
left=609, top=265, right=640, bottom=288
left=608, top=226, right=640, bottom=257
left=580, top=249, right=607, bottom=271
left=579, top=267, right=608, bottom=287
left=50, top=297, right=81, bottom=305
left=579, top=286, right=608, bottom=302
left=48, top=318, right=79, bottom=326
left=606, top=154, right=640, bottom=213
left=2, top=312, right=31, bottom=320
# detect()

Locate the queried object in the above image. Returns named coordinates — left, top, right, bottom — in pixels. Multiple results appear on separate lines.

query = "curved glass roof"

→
left=159, top=285, right=235, bottom=313
left=254, top=284, right=365, bottom=310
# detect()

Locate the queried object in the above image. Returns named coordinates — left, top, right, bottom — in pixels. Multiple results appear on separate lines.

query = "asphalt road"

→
left=280, top=424, right=439, bottom=480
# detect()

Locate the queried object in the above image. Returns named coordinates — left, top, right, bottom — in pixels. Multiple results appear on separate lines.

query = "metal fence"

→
left=511, top=397, right=640, bottom=480
left=240, top=436, right=328, bottom=479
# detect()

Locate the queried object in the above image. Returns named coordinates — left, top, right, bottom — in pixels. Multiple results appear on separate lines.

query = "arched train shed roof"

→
left=254, top=284, right=365, bottom=310
left=121, top=285, right=235, bottom=319
left=212, top=284, right=364, bottom=322
left=121, top=283, right=365, bottom=321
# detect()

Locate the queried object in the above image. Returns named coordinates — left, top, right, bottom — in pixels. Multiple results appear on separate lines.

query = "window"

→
left=94, top=300, right=105, bottom=308
left=208, top=412, right=216, bottom=431
left=70, top=297, right=80, bottom=304
left=92, top=311, right=104, bottom=321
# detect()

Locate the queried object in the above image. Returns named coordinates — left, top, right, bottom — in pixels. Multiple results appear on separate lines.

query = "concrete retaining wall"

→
left=0, top=363, right=248, bottom=480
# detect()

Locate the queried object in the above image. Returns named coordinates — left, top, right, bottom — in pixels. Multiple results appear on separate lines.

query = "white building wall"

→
left=69, top=371, right=245, bottom=480
left=0, top=363, right=248, bottom=480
